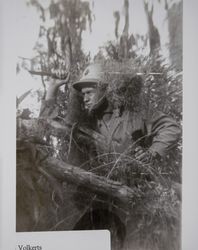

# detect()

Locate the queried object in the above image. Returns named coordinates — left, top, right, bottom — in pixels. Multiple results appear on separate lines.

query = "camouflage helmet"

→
left=72, top=63, right=103, bottom=91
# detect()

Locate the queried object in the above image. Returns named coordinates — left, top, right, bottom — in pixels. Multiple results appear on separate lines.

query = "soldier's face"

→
left=81, top=87, right=97, bottom=111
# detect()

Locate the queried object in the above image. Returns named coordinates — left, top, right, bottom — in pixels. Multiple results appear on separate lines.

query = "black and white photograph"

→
left=16, top=0, right=183, bottom=249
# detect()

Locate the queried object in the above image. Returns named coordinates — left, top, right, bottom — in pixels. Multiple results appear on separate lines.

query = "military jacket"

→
left=40, top=98, right=181, bottom=158
left=95, top=108, right=180, bottom=157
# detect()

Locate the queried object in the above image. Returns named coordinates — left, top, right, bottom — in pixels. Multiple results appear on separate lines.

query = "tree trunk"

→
left=120, top=0, right=130, bottom=58
left=144, top=1, right=160, bottom=55
left=166, top=1, right=182, bottom=71
left=42, top=156, right=138, bottom=205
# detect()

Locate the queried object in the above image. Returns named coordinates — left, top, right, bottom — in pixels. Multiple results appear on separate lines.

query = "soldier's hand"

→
left=46, top=71, right=70, bottom=100
left=134, top=146, right=154, bottom=164
left=50, top=69, right=70, bottom=88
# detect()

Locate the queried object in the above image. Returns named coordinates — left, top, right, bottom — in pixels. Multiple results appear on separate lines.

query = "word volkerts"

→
left=18, top=245, right=42, bottom=250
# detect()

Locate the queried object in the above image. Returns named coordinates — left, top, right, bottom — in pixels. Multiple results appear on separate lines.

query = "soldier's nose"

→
left=84, top=95, right=89, bottom=102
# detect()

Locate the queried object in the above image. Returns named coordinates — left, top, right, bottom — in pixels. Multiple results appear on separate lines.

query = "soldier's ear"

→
left=129, top=75, right=143, bottom=95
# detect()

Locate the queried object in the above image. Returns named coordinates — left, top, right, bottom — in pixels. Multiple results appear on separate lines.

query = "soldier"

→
left=71, top=63, right=181, bottom=162
left=40, top=62, right=181, bottom=249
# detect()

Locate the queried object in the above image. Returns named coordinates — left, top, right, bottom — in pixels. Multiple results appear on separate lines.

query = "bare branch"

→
left=42, top=156, right=138, bottom=206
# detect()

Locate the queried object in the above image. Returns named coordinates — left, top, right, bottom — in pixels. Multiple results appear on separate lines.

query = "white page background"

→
left=0, top=0, right=198, bottom=249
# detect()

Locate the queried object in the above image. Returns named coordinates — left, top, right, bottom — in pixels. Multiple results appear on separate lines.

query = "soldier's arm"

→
left=39, top=74, right=70, bottom=118
left=146, top=110, right=181, bottom=157
left=135, top=110, right=181, bottom=162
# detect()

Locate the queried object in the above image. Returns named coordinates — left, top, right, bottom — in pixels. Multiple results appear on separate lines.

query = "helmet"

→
left=72, top=63, right=103, bottom=91
left=72, top=63, right=108, bottom=114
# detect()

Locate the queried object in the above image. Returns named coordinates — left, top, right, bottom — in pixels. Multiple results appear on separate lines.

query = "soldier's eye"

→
left=119, top=87, right=126, bottom=92
left=116, top=87, right=126, bottom=94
